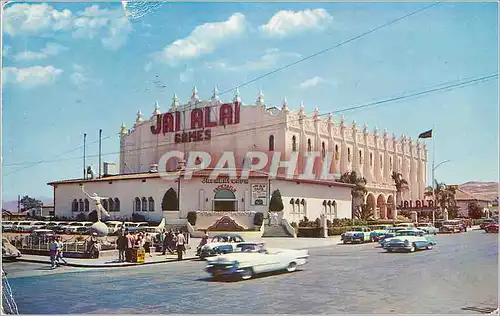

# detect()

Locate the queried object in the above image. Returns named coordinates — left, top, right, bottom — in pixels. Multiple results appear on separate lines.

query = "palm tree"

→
left=354, top=204, right=374, bottom=220
left=391, top=172, right=408, bottom=206
left=424, top=186, right=434, bottom=198
left=433, top=180, right=458, bottom=219
left=339, top=171, right=368, bottom=216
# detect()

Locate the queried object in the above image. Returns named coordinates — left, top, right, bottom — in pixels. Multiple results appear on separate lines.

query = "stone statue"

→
left=81, top=186, right=110, bottom=221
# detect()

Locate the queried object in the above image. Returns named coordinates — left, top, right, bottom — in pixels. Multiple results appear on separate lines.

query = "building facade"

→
left=118, top=88, right=428, bottom=219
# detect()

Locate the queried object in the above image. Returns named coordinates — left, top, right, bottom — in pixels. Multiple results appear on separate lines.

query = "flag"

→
left=418, top=129, right=433, bottom=139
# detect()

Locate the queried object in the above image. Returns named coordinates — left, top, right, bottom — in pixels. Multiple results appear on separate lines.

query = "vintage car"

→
left=480, top=218, right=496, bottom=230
left=377, top=227, right=407, bottom=245
left=379, top=229, right=425, bottom=247
left=484, top=223, right=499, bottom=233
left=2, top=237, right=21, bottom=261
left=395, top=223, right=416, bottom=229
left=440, top=220, right=465, bottom=233
left=383, top=233, right=437, bottom=252
left=205, top=242, right=308, bottom=280
left=416, top=223, right=439, bottom=235
left=197, top=234, right=245, bottom=259
left=341, top=226, right=373, bottom=243
left=369, top=225, right=393, bottom=242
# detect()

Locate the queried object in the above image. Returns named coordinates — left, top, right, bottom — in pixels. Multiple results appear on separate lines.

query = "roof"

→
left=454, top=188, right=491, bottom=202
left=47, top=168, right=355, bottom=189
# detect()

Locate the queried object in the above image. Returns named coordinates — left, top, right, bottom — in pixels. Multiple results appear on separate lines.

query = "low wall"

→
left=194, top=211, right=256, bottom=229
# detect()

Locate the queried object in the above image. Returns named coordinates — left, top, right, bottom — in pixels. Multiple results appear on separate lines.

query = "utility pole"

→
left=83, top=133, right=87, bottom=179
left=98, top=129, right=102, bottom=179
left=17, top=195, right=20, bottom=213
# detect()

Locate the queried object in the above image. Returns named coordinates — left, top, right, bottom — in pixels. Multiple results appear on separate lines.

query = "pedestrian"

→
left=87, top=233, right=100, bottom=259
left=55, top=236, right=67, bottom=265
left=49, top=237, right=58, bottom=269
left=176, top=230, right=186, bottom=261
left=144, top=233, right=153, bottom=257
left=117, top=230, right=127, bottom=262
left=125, top=230, right=134, bottom=262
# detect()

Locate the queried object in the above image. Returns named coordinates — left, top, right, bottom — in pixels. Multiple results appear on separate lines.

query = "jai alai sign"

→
left=399, top=199, right=438, bottom=209
left=150, top=102, right=241, bottom=143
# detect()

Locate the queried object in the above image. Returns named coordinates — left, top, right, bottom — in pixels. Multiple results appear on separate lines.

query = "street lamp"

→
left=431, top=159, right=452, bottom=224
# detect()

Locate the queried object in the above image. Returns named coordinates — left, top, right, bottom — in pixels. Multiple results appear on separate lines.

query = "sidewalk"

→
left=18, top=248, right=199, bottom=268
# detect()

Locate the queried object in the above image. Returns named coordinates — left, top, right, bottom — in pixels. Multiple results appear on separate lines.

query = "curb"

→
left=17, top=256, right=199, bottom=268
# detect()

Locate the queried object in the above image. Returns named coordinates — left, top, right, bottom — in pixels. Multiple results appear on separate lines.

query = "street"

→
left=2, top=230, right=498, bottom=314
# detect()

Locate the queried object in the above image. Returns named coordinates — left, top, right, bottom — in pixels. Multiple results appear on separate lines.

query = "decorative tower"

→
left=171, top=93, right=179, bottom=111
left=152, top=101, right=161, bottom=116
left=190, top=86, right=200, bottom=105
left=212, top=86, right=220, bottom=102
left=119, top=123, right=127, bottom=174
left=256, top=89, right=265, bottom=107
left=233, top=87, right=241, bottom=103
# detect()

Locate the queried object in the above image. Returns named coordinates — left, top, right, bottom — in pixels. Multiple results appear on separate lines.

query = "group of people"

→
left=159, top=229, right=188, bottom=261
left=116, top=229, right=154, bottom=262
left=49, top=236, right=68, bottom=268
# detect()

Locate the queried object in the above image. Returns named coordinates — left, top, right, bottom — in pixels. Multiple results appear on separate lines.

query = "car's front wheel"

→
left=286, top=262, right=297, bottom=272
left=426, top=244, right=433, bottom=250
left=409, top=243, right=416, bottom=252
left=240, top=268, right=253, bottom=280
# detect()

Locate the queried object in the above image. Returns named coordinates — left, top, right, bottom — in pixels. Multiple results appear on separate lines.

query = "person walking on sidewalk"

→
left=55, top=236, right=67, bottom=265
left=49, top=237, right=58, bottom=269
left=176, top=230, right=186, bottom=261
left=144, top=233, right=153, bottom=257
left=117, top=230, right=127, bottom=262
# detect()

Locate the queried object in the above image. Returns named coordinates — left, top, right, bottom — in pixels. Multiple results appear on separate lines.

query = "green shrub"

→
left=297, top=227, right=321, bottom=238
left=253, top=212, right=264, bottom=226
left=187, top=211, right=197, bottom=226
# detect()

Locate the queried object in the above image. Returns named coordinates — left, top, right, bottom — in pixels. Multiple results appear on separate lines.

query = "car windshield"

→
left=236, top=243, right=265, bottom=253
left=351, top=227, right=364, bottom=232
left=212, top=235, right=243, bottom=243
left=396, top=230, right=418, bottom=236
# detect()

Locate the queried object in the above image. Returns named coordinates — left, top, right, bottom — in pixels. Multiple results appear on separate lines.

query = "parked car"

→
left=484, top=223, right=499, bottom=233
left=2, top=237, right=21, bottom=261
left=205, top=242, right=309, bottom=280
left=416, top=223, right=439, bottom=235
left=197, top=234, right=245, bottom=259
left=379, top=229, right=426, bottom=247
left=440, top=220, right=465, bottom=233
left=2, top=221, right=16, bottom=232
left=106, top=221, right=124, bottom=234
left=383, top=234, right=437, bottom=253
left=341, top=226, right=373, bottom=244
left=480, top=218, right=496, bottom=230
left=29, top=229, right=55, bottom=242
left=395, top=223, right=416, bottom=229
left=369, top=225, right=393, bottom=242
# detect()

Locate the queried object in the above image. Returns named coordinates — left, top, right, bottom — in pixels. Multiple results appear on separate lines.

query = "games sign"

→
left=399, top=199, right=437, bottom=209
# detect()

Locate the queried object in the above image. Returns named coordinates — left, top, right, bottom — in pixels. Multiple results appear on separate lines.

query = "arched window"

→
left=213, top=189, right=237, bottom=211
left=347, top=148, right=351, bottom=162
left=148, top=197, right=155, bottom=211
left=307, top=139, right=312, bottom=152
left=359, top=150, right=363, bottom=164
left=114, top=198, right=120, bottom=212
left=78, top=199, right=84, bottom=212
left=300, top=199, right=307, bottom=219
left=321, top=142, right=326, bottom=159
left=142, top=197, right=147, bottom=212
left=269, top=135, right=275, bottom=151
left=102, top=199, right=108, bottom=212
left=334, top=144, right=339, bottom=160
left=72, top=199, right=78, bottom=212
left=380, top=155, right=383, bottom=168
left=370, top=153, right=373, bottom=166
left=332, top=200, right=338, bottom=219
left=108, top=198, right=114, bottom=212
left=84, top=199, right=89, bottom=212
left=135, top=197, right=141, bottom=212
left=292, top=135, right=297, bottom=152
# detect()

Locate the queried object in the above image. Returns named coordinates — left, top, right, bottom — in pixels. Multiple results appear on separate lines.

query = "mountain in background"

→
left=459, top=181, right=498, bottom=201
left=1, top=197, right=53, bottom=211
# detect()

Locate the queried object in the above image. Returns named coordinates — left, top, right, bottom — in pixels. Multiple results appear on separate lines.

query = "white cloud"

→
left=3, top=3, right=132, bottom=50
left=153, top=13, right=246, bottom=66
left=260, top=9, right=333, bottom=37
left=2, top=66, right=63, bottom=88
left=69, top=64, right=101, bottom=89
left=205, top=48, right=301, bottom=72
left=179, top=68, right=194, bottom=83
left=13, top=42, right=68, bottom=61
left=299, top=76, right=327, bottom=89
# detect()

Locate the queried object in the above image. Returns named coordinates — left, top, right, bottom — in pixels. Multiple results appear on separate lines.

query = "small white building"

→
left=455, top=188, right=493, bottom=217
left=48, top=169, right=353, bottom=230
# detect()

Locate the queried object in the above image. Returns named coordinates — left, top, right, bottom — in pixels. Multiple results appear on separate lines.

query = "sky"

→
left=1, top=1, right=498, bottom=202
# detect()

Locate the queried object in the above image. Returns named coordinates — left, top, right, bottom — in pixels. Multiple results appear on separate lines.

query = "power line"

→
left=3, top=72, right=496, bottom=172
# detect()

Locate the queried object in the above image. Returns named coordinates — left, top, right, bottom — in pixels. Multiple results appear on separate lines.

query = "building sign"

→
left=251, top=184, right=268, bottom=206
left=213, top=184, right=236, bottom=193
left=201, top=177, right=249, bottom=184
left=399, top=200, right=436, bottom=209
left=150, top=102, right=241, bottom=143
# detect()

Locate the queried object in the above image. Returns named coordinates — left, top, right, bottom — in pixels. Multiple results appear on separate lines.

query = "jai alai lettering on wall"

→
left=251, top=184, right=268, bottom=206
left=150, top=102, right=241, bottom=143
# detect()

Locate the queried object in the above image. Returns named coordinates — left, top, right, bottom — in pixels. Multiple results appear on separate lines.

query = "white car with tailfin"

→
left=205, top=242, right=309, bottom=280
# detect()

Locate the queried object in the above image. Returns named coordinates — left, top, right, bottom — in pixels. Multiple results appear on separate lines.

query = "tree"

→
left=433, top=180, right=458, bottom=219
left=339, top=171, right=368, bottom=216
left=269, top=189, right=284, bottom=213
left=20, top=195, right=42, bottom=211
left=354, top=204, right=374, bottom=220
left=468, top=202, right=484, bottom=219
left=391, top=172, right=408, bottom=206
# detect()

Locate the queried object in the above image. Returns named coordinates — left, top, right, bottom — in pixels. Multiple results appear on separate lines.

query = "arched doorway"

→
left=386, top=195, right=395, bottom=219
left=366, top=193, right=376, bottom=217
left=213, top=189, right=237, bottom=211
left=377, top=194, right=386, bottom=219
left=162, top=188, right=178, bottom=211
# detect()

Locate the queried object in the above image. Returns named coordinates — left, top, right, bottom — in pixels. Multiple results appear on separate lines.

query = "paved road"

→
left=3, top=230, right=498, bottom=314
